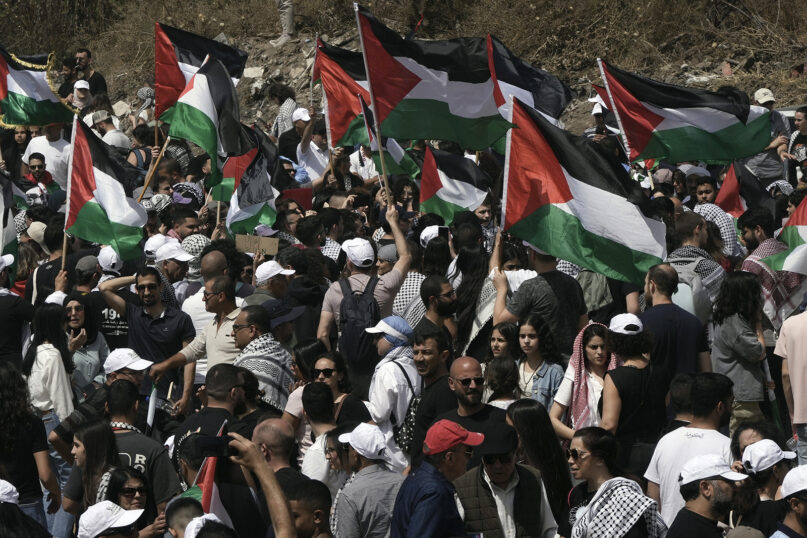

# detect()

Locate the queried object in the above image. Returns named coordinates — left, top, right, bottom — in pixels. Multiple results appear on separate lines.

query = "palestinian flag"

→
left=313, top=39, right=370, bottom=147
left=358, top=94, right=419, bottom=179
left=355, top=5, right=510, bottom=150
left=0, top=46, right=74, bottom=126
left=420, top=146, right=490, bottom=224
left=160, top=58, right=251, bottom=186
left=764, top=197, right=807, bottom=275
left=503, top=98, right=666, bottom=285
left=487, top=34, right=572, bottom=125
left=715, top=162, right=777, bottom=219
left=155, top=23, right=248, bottom=118
left=226, top=126, right=280, bottom=234
left=188, top=422, right=234, bottom=527
left=65, top=118, right=147, bottom=260
left=598, top=60, right=771, bottom=164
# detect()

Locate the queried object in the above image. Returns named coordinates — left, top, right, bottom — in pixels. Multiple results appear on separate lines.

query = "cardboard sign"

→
left=234, top=234, right=279, bottom=255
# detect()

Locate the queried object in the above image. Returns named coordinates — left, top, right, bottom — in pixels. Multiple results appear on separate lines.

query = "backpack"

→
left=337, top=277, right=381, bottom=370
left=670, top=257, right=712, bottom=324
left=390, top=360, right=420, bottom=455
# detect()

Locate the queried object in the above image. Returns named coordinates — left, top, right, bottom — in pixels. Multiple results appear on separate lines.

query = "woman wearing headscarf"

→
left=63, top=292, right=109, bottom=401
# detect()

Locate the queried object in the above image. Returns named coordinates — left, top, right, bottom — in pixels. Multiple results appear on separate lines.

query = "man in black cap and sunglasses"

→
left=454, top=422, right=558, bottom=538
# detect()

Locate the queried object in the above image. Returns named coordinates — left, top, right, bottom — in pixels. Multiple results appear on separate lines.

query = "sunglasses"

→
left=202, top=289, right=220, bottom=299
left=136, top=283, right=158, bottom=291
left=232, top=323, right=252, bottom=332
left=119, top=486, right=146, bottom=497
left=312, top=368, right=335, bottom=378
left=454, top=376, right=485, bottom=387
left=29, top=164, right=45, bottom=170
left=483, top=453, right=514, bottom=465
left=566, top=448, right=590, bottom=460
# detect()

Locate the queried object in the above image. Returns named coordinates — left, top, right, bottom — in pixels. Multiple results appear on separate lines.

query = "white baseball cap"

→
left=0, top=254, right=14, bottom=272
left=0, top=479, right=19, bottom=504
left=338, top=422, right=386, bottom=460
left=97, top=246, right=122, bottom=274
left=255, top=260, right=295, bottom=285
left=608, top=313, right=643, bottom=335
left=143, top=234, right=177, bottom=260
left=419, top=225, right=440, bottom=248
left=679, top=453, right=748, bottom=485
left=341, top=237, right=375, bottom=267
left=742, top=439, right=796, bottom=473
left=103, top=348, right=153, bottom=375
left=753, top=88, right=775, bottom=104
left=782, top=465, right=807, bottom=498
left=291, top=108, right=311, bottom=123
left=154, top=242, right=193, bottom=263
left=77, top=500, right=143, bottom=538
left=74, top=80, right=90, bottom=91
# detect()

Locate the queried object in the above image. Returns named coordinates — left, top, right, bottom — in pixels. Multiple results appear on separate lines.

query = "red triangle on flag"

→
left=66, top=122, right=98, bottom=229
left=714, top=163, right=745, bottom=219
left=419, top=147, right=443, bottom=202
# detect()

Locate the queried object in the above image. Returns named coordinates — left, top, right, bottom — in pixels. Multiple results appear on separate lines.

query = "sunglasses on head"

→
left=455, top=376, right=485, bottom=387
left=483, top=452, right=514, bottom=465
left=119, top=486, right=146, bottom=497
left=566, top=448, right=590, bottom=460
left=313, top=368, right=335, bottom=378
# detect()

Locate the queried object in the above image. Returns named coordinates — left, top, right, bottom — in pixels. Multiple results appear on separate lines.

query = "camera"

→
left=195, top=435, right=236, bottom=458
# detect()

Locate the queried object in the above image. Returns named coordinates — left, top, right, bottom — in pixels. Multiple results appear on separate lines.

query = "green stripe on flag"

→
left=0, top=91, right=74, bottom=126
left=420, top=195, right=467, bottom=226
left=228, top=204, right=277, bottom=235
left=66, top=201, right=144, bottom=260
left=161, top=102, right=221, bottom=184
left=210, top=177, right=235, bottom=202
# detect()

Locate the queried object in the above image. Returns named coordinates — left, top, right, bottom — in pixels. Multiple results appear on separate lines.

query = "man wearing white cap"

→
left=666, top=453, right=748, bottom=538
left=245, top=260, right=295, bottom=306
left=739, top=88, right=790, bottom=185
left=334, top=423, right=404, bottom=538
left=78, top=500, right=142, bottom=538
left=0, top=254, right=34, bottom=366
left=741, top=438, right=795, bottom=534
left=22, top=122, right=69, bottom=189
left=772, top=466, right=807, bottom=537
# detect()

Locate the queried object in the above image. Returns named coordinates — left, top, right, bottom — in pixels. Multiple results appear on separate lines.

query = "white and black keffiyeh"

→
left=392, top=272, right=425, bottom=318
left=571, top=477, right=667, bottom=538
left=233, top=333, right=295, bottom=410
left=694, top=203, right=741, bottom=257
left=321, top=237, right=342, bottom=262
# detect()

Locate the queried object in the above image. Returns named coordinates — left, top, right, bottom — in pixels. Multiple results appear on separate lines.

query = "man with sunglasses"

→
left=390, top=419, right=484, bottom=538
left=77, top=500, right=141, bottom=538
left=19, top=152, right=57, bottom=192
left=772, top=466, right=807, bottom=538
left=454, top=422, right=557, bottom=538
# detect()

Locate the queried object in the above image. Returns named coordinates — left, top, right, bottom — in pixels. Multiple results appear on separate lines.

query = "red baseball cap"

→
left=422, top=419, right=485, bottom=455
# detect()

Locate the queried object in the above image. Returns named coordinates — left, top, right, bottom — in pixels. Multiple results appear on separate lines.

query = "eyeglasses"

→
left=29, top=164, right=44, bottom=170
left=66, top=305, right=85, bottom=312
left=454, top=376, right=485, bottom=387
left=119, top=486, right=146, bottom=497
left=202, top=289, right=220, bottom=298
left=136, top=283, right=158, bottom=291
left=232, top=323, right=253, bottom=332
left=566, top=448, right=590, bottom=460
left=312, top=368, right=335, bottom=378
left=483, top=452, right=514, bottom=465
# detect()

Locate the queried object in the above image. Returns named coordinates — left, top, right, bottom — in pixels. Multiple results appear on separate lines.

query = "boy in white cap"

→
left=334, top=423, right=404, bottom=538
left=739, top=439, right=796, bottom=535
left=77, top=500, right=142, bottom=538
left=771, top=466, right=807, bottom=537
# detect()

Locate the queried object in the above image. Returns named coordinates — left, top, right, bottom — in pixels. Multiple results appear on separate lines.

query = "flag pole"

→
left=500, top=96, right=515, bottom=230
left=597, top=58, right=632, bottom=161
left=354, top=2, right=391, bottom=203
left=63, top=115, right=79, bottom=271
left=310, top=33, right=317, bottom=108
left=138, top=135, right=171, bottom=202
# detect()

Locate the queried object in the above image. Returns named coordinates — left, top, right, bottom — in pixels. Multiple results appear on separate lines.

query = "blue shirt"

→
left=771, top=522, right=807, bottom=538
left=390, top=461, right=465, bottom=538
left=518, top=359, right=564, bottom=411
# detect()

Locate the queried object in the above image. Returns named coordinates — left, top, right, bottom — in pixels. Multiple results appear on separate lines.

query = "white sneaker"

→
left=270, top=34, right=292, bottom=47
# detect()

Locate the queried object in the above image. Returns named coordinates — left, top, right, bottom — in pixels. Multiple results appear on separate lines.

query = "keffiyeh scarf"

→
left=568, top=323, right=620, bottom=431
left=571, top=477, right=667, bottom=538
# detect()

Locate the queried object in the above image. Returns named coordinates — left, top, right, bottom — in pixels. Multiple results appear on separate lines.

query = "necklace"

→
left=110, top=421, right=143, bottom=434
left=520, top=360, right=538, bottom=389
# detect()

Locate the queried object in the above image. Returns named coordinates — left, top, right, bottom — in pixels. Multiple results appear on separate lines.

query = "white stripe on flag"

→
left=434, top=168, right=487, bottom=209
left=177, top=72, right=218, bottom=126
left=6, top=66, right=61, bottom=103
left=495, top=81, right=563, bottom=127
left=644, top=102, right=769, bottom=133
left=92, top=168, right=148, bottom=227
left=178, top=61, right=240, bottom=87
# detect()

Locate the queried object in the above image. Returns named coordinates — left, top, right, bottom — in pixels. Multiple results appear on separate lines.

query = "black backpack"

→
left=337, top=277, right=381, bottom=369
left=391, top=360, right=420, bottom=455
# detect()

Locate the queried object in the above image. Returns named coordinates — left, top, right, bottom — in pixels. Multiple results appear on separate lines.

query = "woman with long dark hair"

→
left=485, top=358, right=520, bottom=409
left=421, top=236, right=452, bottom=277
left=454, top=244, right=493, bottom=358
left=64, top=293, right=109, bottom=401
left=507, top=399, right=571, bottom=521
left=106, top=467, right=166, bottom=537
left=712, top=272, right=767, bottom=434
left=486, top=321, right=520, bottom=363
left=0, top=363, right=61, bottom=528
left=63, top=420, right=119, bottom=512
left=517, top=313, right=564, bottom=410
left=2, top=126, right=29, bottom=184
left=560, top=427, right=665, bottom=538
left=283, top=339, right=329, bottom=465
left=310, top=352, right=371, bottom=425
left=550, top=324, right=621, bottom=441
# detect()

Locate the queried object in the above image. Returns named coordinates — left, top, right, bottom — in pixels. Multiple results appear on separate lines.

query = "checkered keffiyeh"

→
left=668, top=245, right=726, bottom=303
left=742, top=238, right=806, bottom=329
left=233, top=332, right=295, bottom=410
left=393, top=272, right=426, bottom=318
left=557, top=260, right=582, bottom=277
left=271, top=98, right=297, bottom=138
left=321, top=237, right=342, bottom=262
left=694, top=203, right=740, bottom=257
left=276, top=231, right=301, bottom=246
left=181, top=234, right=211, bottom=279
left=571, top=477, right=666, bottom=538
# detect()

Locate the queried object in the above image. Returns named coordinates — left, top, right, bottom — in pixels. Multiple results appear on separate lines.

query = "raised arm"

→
left=98, top=275, right=135, bottom=317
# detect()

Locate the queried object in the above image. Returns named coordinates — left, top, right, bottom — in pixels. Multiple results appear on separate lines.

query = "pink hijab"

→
left=567, top=322, right=621, bottom=430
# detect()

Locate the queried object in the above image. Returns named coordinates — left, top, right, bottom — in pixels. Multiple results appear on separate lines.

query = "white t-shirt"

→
left=301, top=432, right=346, bottom=499
left=349, top=149, right=377, bottom=180
left=101, top=129, right=131, bottom=149
left=296, top=141, right=329, bottom=181
left=22, top=136, right=70, bottom=189
left=284, top=386, right=313, bottom=466
left=553, top=364, right=604, bottom=430
left=644, top=426, right=732, bottom=526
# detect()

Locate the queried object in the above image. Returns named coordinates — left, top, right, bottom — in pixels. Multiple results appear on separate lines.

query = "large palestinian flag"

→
left=503, top=98, right=666, bottom=285
left=160, top=58, right=251, bottom=186
left=598, top=60, right=771, bottom=164
left=65, top=119, right=147, bottom=260
left=313, top=39, right=370, bottom=147
left=154, top=23, right=248, bottom=118
left=226, top=126, right=280, bottom=234
left=355, top=5, right=510, bottom=150
left=487, top=34, right=572, bottom=125
left=0, top=47, right=74, bottom=126
left=420, top=146, right=490, bottom=224
left=358, top=94, right=419, bottom=179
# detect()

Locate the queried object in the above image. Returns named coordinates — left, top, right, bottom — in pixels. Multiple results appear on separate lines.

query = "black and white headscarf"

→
left=571, top=477, right=667, bottom=538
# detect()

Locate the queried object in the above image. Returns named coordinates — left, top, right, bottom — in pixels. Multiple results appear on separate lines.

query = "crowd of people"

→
left=3, top=39, right=807, bottom=538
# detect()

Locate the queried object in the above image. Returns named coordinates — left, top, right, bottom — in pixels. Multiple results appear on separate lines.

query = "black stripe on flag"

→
left=197, top=59, right=253, bottom=156
left=357, top=5, right=491, bottom=84
left=318, top=40, right=366, bottom=81
left=604, top=61, right=753, bottom=123
left=158, top=23, right=248, bottom=79
left=517, top=99, right=654, bottom=216
left=429, top=147, right=492, bottom=191
left=76, top=121, right=142, bottom=197
left=0, top=46, right=48, bottom=72
left=488, top=36, right=573, bottom=120
left=237, top=125, right=278, bottom=207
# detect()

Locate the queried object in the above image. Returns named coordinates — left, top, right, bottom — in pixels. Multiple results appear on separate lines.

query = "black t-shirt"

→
left=114, top=430, right=182, bottom=505
left=25, top=248, right=99, bottom=306
left=173, top=406, right=252, bottom=440
left=98, top=289, right=131, bottom=351
left=336, top=393, right=372, bottom=425
left=666, top=508, right=723, bottom=538
left=540, top=269, right=587, bottom=356
left=0, top=414, right=48, bottom=503
left=274, top=467, right=308, bottom=495
left=0, top=294, right=34, bottom=367
left=85, top=71, right=108, bottom=96
left=640, top=303, right=707, bottom=385
left=410, top=375, right=457, bottom=459
left=603, top=366, right=666, bottom=443
left=737, top=499, right=787, bottom=537
left=435, top=405, right=507, bottom=468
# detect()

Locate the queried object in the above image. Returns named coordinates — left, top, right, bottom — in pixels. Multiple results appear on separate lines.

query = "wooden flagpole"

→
left=138, top=135, right=171, bottom=202
left=596, top=58, right=632, bottom=160
left=62, top=115, right=79, bottom=271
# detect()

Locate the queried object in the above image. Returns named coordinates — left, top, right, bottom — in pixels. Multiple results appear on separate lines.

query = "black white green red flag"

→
left=357, top=94, right=419, bottom=179
left=226, top=125, right=280, bottom=235
left=598, top=60, right=771, bottom=164
left=420, top=146, right=490, bottom=225
left=502, top=98, right=666, bottom=285
left=0, top=46, right=74, bottom=126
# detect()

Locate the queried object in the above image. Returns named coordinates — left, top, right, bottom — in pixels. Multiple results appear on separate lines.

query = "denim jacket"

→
left=518, top=359, right=565, bottom=410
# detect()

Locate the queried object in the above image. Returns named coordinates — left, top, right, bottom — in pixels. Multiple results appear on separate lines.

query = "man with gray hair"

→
left=245, top=260, right=295, bottom=306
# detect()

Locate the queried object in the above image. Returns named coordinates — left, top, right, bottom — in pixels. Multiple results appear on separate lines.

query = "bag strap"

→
left=391, top=360, right=415, bottom=426
left=364, top=276, right=379, bottom=296
left=338, top=277, right=352, bottom=298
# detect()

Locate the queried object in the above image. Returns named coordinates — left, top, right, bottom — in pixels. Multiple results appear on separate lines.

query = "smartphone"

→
left=437, top=226, right=449, bottom=239
left=196, top=435, right=233, bottom=458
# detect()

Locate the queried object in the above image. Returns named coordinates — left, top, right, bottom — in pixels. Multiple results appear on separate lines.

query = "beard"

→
left=233, top=397, right=247, bottom=416
left=710, top=483, right=734, bottom=517
left=436, top=300, right=457, bottom=317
